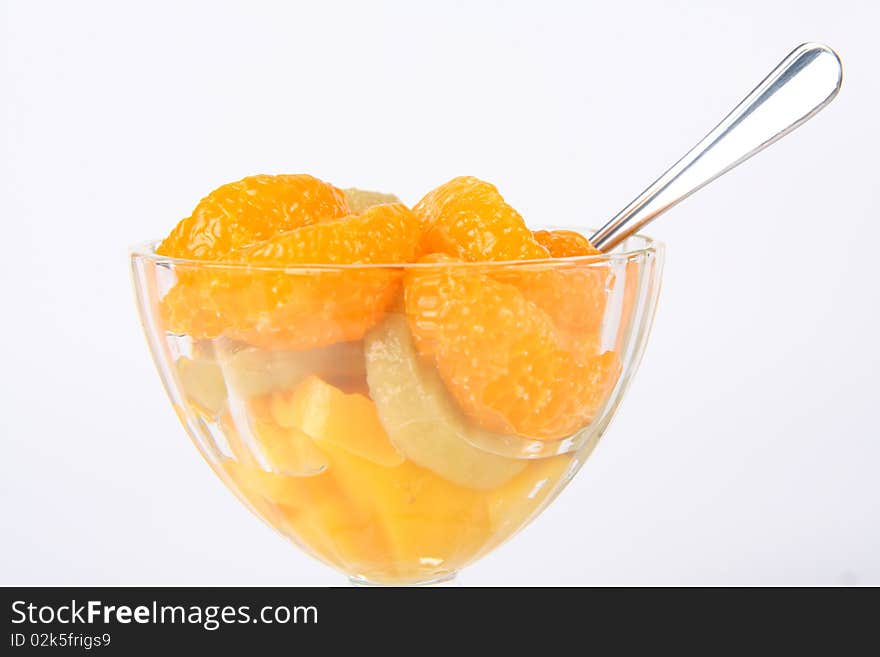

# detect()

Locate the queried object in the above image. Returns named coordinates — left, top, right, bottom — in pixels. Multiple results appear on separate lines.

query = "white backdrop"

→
left=3, top=0, right=878, bottom=585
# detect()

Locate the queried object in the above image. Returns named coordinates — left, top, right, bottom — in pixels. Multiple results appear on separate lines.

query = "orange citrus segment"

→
left=521, top=229, right=610, bottom=354
left=533, top=229, right=601, bottom=257
left=160, top=203, right=422, bottom=350
left=413, top=178, right=610, bottom=360
left=240, top=202, right=417, bottom=265
left=158, top=174, right=350, bottom=259
left=413, top=176, right=549, bottom=261
left=405, top=254, right=620, bottom=440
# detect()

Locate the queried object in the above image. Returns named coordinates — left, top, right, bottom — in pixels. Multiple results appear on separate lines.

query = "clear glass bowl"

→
left=131, top=232, right=663, bottom=585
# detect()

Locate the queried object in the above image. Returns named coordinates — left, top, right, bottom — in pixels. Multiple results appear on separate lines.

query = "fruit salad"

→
left=152, top=174, right=625, bottom=584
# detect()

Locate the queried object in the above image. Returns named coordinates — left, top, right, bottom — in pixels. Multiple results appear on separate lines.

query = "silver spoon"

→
left=590, top=42, right=842, bottom=252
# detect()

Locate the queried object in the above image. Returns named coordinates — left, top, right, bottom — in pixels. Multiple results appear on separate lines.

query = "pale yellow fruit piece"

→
left=364, top=314, right=525, bottom=490
left=342, top=188, right=402, bottom=214
left=218, top=340, right=365, bottom=398
left=217, top=404, right=329, bottom=477
left=176, top=355, right=227, bottom=417
left=272, top=376, right=404, bottom=468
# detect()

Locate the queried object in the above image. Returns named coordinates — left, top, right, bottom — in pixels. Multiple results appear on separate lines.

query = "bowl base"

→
left=348, top=571, right=459, bottom=587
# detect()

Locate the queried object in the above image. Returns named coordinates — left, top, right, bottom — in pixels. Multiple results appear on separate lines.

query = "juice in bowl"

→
left=131, top=174, right=663, bottom=585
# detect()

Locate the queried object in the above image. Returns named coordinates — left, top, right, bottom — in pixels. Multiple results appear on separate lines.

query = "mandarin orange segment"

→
left=526, top=229, right=609, bottom=347
left=158, top=174, right=350, bottom=259
left=241, top=202, right=417, bottom=265
left=413, top=176, right=549, bottom=261
left=404, top=254, right=621, bottom=440
left=160, top=203, right=422, bottom=350
left=413, top=179, right=610, bottom=361
left=494, top=261, right=610, bottom=362
left=533, top=229, right=601, bottom=257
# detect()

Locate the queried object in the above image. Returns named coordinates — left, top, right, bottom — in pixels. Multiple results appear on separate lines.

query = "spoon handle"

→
left=590, top=43, right=842, bottom=252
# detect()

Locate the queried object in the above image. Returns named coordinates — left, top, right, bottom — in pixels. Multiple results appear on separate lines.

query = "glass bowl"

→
left=131, top=232, right=663, bottom=585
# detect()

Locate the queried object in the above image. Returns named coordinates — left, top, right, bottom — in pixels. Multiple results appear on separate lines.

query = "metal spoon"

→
left=590, top=42, right=842, bottom=252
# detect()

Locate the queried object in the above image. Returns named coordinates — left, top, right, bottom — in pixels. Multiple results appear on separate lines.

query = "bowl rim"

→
left=129, top=230, right=663, bottom=271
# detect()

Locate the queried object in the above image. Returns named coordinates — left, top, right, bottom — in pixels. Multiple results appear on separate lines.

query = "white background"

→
left=3, top=0, right=878, bottom=586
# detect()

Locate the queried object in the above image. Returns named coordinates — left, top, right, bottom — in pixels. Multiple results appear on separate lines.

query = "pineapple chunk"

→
left=271, top=376, right=404, bottom=468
